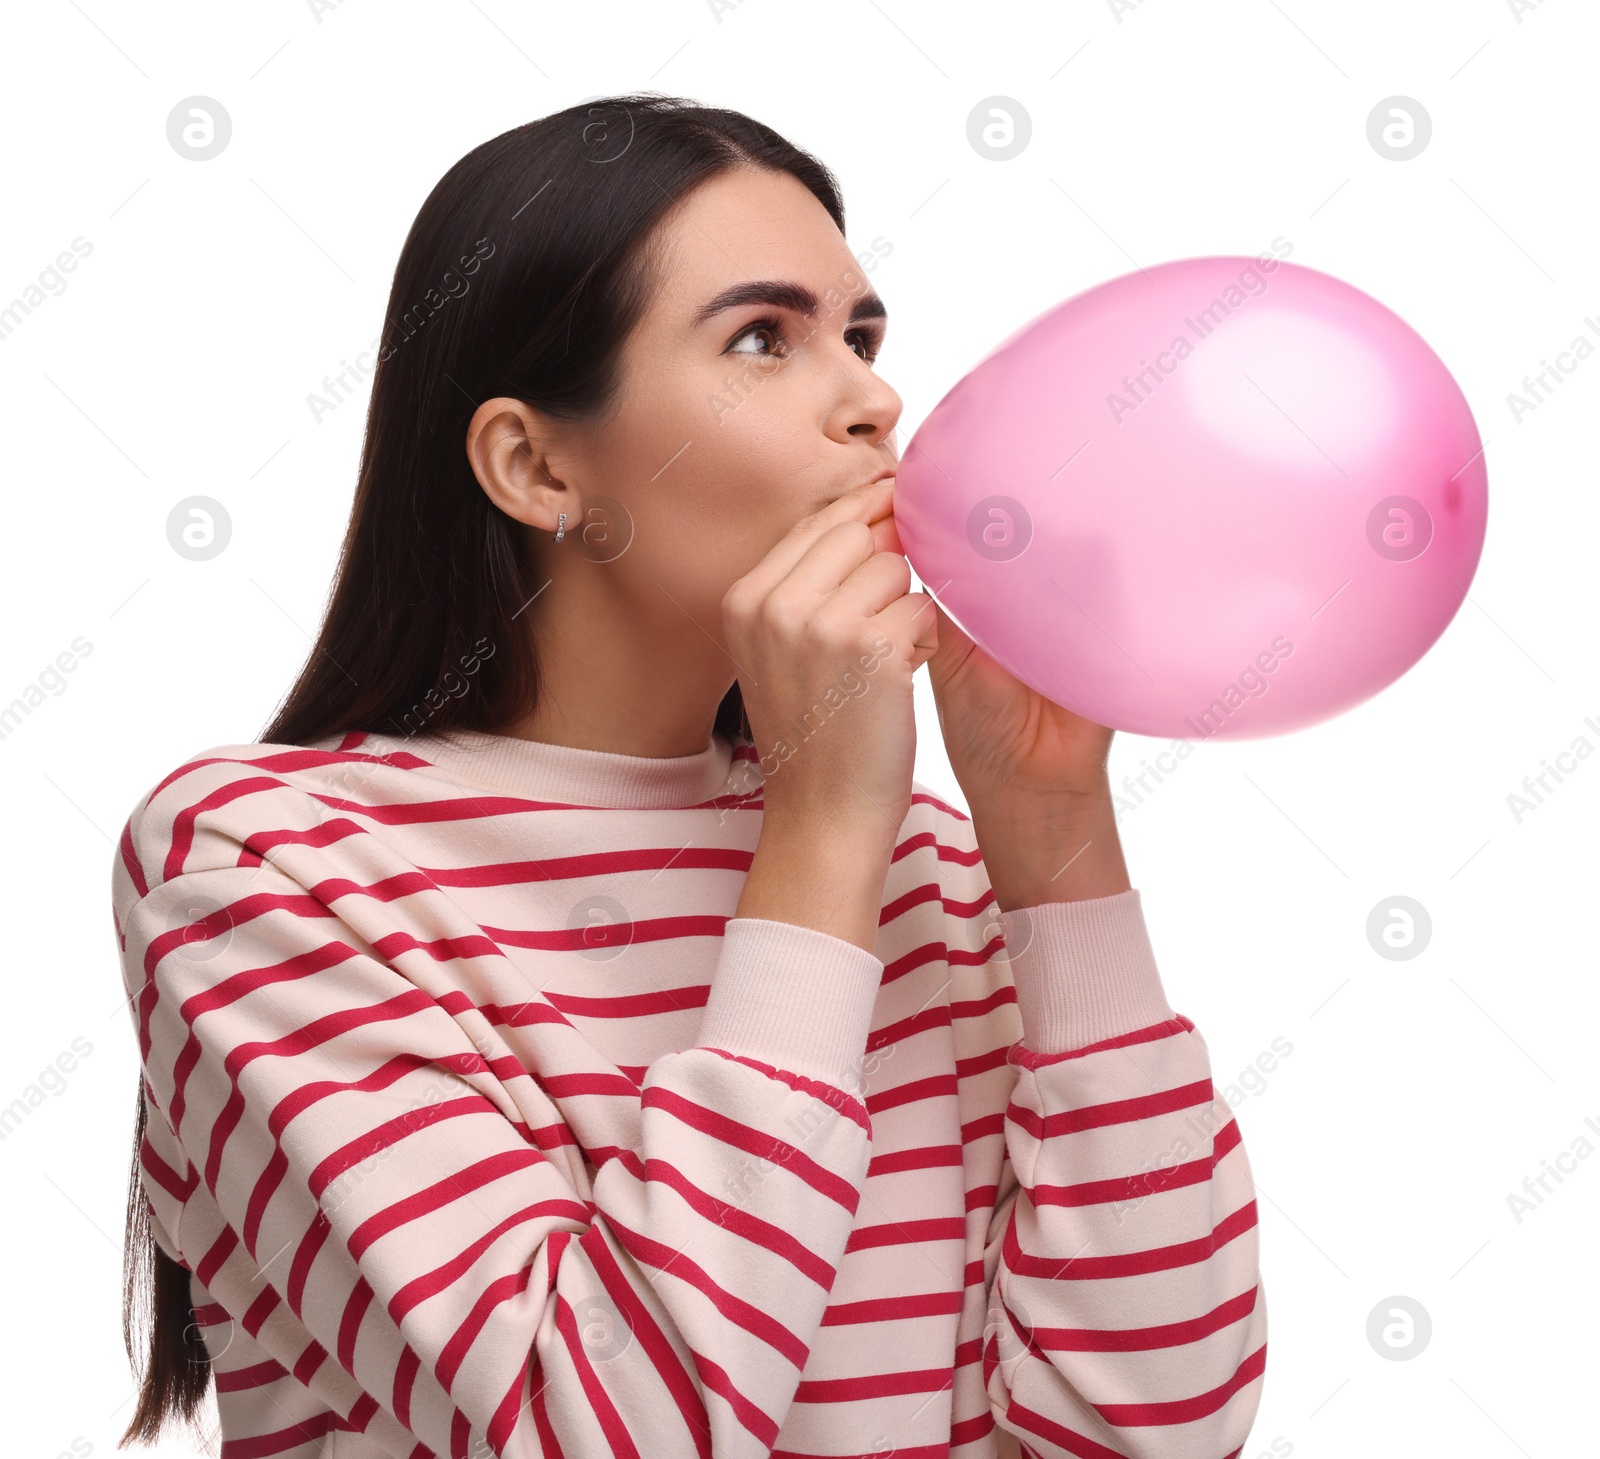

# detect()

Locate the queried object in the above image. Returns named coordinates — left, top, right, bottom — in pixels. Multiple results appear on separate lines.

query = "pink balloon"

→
left=894, top=255, right=1489, bottom=740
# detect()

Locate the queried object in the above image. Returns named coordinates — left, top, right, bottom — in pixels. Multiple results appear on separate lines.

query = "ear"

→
left=465, top=396, right=577, bottom=531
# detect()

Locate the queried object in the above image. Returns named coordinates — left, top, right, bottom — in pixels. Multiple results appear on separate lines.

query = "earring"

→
left=553, top=512, right=566, bottom=543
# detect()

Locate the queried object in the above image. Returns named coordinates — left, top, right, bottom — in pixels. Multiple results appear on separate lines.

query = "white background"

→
left=1, top=1, right=1594, bottom=1455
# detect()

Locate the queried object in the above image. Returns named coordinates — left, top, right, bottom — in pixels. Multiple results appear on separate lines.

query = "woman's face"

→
left=469, top=165, right=903, bottom=680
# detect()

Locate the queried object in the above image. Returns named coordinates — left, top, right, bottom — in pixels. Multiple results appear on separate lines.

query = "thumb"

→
left=926, top=598, right=977, bottom=685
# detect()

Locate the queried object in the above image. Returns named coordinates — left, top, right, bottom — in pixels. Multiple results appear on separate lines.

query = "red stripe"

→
left=1001, top=1396, right=1131, bottom=1459
left=699, top=1047, right=872, bottom=1132
left=428, top=844, right=753, bottom=890
left=959, top=1044, right=1018, bottom=1096
left=528, top=1350, right=564, bottom=1456
left=951, top=982, right=1020, bottom=1030
left=513, top=1065, right=643, bottom=1103
left=948, top=1409, right=997, bottom=1449
left=337, top=1275, right=374, bottom=1374
left=213, top=1356, right=289, bottom=1391
left=334, top=1142, right=543, bottom=1254
left=291, top=1336, right=327, bottom=1386
left=392, top=1341, right=421, bottom=1430
left=347, top=1391, right=379, bottom=1433
left=388, top=1198, right=581, bottom=1323
left=287, top=1208, right=334, bottom=1318
left=844, top=1216, right=964, bottom=1254
left=881, top=936, right=961, bottom=988
left=684, top=1342, right=781, bottom=1449
left=641, top=1085, right=862, bottom=1211
left=1003, top=1198, right=1259, bottom=1281
left=478, top=911, right=733, bottom=955
left=238, top=816, right=369, bottom=863
left=1008, top=1077, right=1217, bottom=1139
left=881, top=879, right=949, bottom=925
left=438, top=1263, right=532, bottom=1392
left=579, top=1223, right=715, bottom=1458
left=552, top=1288, right=641, bottom=1458
left=1094, top=1341, right=1267, bottom=1426
left=141, top=889, right=347, bottom=1070
left=793, top=1363, right=955, bottom=1402
left=546, top=982, right=712, bottom=1019
left=1011, top=1013, right=1198, bottom=1069
left=909, top=788, right=973, bottom=824
left=1032, top=1286, right=1260, bottom=1352
left=138, top=1132, right=191, bottom=1203
left=248, top=1052, right=465, bottom=1254
left=196, top=1222, right=239, bottom=1289
left=1027, top=1146, right=1221, bottom=1209
left=1024, top=1118, right=1245, bottom=1211
left=605, top=1213, right=810, bottom=1368
left=817, top=1289, right=964, bottom=1327
left=866, top=1071, right=957, bottom=1116
left=119, top=816, right=149, bottom=899
left=218, top=1410, right=338, bottom=1458
left=613, top=1148, right=837, bottom=1288
left=864, top=996, right=951, bottom=1051
left=200, top=988, right=444, bottom=1195
left=867, top=1144, right=963, bottom=1177
left=164, top=774, right=305, bottom=883
left=962, top=1111, right=1006, bottom=1145
left=488, top=1353, right=537, bottom=1458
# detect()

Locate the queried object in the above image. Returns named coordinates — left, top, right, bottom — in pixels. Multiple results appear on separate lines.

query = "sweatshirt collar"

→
left=370, top=726, right=748, bottom=810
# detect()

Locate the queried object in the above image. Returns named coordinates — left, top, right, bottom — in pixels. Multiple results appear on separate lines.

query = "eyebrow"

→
left=690, top=278, right=887, bottom=330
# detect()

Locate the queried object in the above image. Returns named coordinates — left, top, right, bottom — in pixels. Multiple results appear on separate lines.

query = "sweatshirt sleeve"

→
left=117, top=843, right=885, bottom=1459
left=937, top=809, right=1267, bottom=1457
left=934, top=787, right=1267, bottom=1459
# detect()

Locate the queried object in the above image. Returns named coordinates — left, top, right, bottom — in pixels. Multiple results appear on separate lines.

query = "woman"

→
left=114, top=95, right=1266, bottom=1458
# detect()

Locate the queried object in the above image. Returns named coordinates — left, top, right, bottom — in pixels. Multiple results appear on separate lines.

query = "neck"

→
left=506, top=551, right=734, bottom=759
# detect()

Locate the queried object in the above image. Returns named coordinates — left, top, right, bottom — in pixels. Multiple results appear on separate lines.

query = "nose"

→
left=830, top=359, right=902, bottom=448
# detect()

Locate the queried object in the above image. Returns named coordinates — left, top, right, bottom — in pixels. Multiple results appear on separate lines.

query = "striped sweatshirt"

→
left=111, top=725, right=1267, bottom=1459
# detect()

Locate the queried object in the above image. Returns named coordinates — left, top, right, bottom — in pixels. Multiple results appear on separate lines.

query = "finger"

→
left=793, top=540, right=911, bottom=619
left=875, top=502, right=904, bottom=557
left=872, top=591, right=940, bottom=664
left=738, top=478, right=896, bottom=600
left=931, top=599, right=972, bottom=651
left=926, top=598, right=977, bottom=683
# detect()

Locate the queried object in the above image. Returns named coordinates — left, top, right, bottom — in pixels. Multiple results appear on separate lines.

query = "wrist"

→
left=738, top=810, right=893, bottom=953
left=969, top=787, right=1130, bottom=913
left=759, top=798, right=899, bottom=863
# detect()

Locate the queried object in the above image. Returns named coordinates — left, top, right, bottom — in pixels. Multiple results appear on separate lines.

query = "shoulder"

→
left=111, top=731, right=427, bottom=908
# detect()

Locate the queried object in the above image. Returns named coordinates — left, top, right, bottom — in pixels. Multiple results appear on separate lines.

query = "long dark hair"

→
left=119, top=92, right=846, bottom=1445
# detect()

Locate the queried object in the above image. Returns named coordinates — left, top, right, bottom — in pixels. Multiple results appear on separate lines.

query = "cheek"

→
left=598, top=367, right=815, bottom=616
left=634, top=501, right=771, bottom=628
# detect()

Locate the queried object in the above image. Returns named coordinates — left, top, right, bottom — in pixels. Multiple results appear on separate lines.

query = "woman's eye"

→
left=730, top=322, right=785, bottom=357
left=727, top=319, right=879, bottom=365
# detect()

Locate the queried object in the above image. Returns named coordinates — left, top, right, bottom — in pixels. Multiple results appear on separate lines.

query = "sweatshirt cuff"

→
left=695, top=917, right=885, bottom=1095
left=1000, top=888, right=1176, bottom=1055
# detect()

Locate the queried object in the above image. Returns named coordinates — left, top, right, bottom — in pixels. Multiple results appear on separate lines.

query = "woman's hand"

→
left=722, top=477, right=937, bottom=834
left=920, top=593, right=1131, bottom=912
left=922, top=599, right=1114, bottom=803
left=720, top=476, right=938, bottom=950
